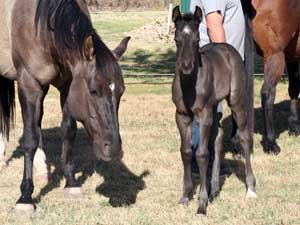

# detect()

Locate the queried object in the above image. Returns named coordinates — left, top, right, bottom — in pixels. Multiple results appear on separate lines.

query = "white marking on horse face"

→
left=109, top=82, right=115, bottom=92
left=183, top=26, right=191, bottom=35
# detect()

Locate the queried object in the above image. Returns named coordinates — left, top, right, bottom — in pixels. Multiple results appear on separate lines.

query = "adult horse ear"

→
left=112, top=36, right=131, bottom=60
left=172, top=6, right=182, bottom=23
left=194, top=6, right=203, bottom=23
left=83, top=35, right=95, bottom=61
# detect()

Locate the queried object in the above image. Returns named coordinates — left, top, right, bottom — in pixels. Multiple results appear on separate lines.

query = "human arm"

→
left=206, top=12, right=225, bottom=42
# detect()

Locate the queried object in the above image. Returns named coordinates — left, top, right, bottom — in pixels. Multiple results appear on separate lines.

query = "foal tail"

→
left=0, top=76, right=15, bottom=140
left=242, top=0, right=256, bottom=137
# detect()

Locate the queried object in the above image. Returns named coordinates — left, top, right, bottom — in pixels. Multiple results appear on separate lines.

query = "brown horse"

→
left=242, top=0, right=300, bottom=154
left=0, top=0, right=129, bottom=211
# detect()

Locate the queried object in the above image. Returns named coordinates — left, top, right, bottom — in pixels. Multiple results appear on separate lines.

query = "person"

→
left=189, top=0, right=246, bottom=174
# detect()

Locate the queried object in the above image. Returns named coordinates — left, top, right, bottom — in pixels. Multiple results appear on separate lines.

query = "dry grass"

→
left=0, top=77, right=300, bottom=225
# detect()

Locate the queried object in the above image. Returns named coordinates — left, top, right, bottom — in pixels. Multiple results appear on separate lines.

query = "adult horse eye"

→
left=90, top=89, right=100, bottom=96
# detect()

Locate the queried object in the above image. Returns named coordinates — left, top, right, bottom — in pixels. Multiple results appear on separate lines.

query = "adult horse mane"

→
left=34, top=0, right=121, bottom=79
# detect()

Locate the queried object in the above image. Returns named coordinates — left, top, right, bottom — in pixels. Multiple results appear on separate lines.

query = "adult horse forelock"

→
left=242, top=0, right=300, bottom=154
left=0, top=0, right=130, bottom=211
left=172, top=6, right=256, bottom=215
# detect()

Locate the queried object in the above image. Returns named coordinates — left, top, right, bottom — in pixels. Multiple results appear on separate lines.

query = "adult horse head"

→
left=35, top=0, right=129, bottom=162
left=0, top=0, right=130, bottom=211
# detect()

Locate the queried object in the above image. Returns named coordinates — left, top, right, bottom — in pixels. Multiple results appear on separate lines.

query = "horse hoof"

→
left=15, top=203, right=35, bottom=212
left=246, top=189, right=257, bottom=199
left=179, top=197, right=190, bottom=206
left=209, top=190, right=220, bottom=202
left=262, top=139, right=281, bottom=155
left=64, top=187, right=84, bottom=199
left=197, top=206, right=207, bottom=215
left=288, top=125, right=300, bottom=136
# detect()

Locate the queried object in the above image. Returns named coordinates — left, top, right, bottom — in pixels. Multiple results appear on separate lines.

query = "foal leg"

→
left=261, top=52, right=285, bottom=154
left=195, top=107, right=213, bottom=215
left=209, top=125, right=223, bottom=201
left=233, top=110, right=256, bottom=198
left=60, top=90, right=81, bottom=198
left=176, top=111, right=193, bottom=205
left=287, top=61, right=300, bottom=136
left=16, top=73, right=48, bottom=211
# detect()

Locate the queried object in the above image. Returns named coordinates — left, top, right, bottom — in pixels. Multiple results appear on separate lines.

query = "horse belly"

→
left=285, top=28, right=300, bottom=62
left=0, top=0, right=17, bottom=79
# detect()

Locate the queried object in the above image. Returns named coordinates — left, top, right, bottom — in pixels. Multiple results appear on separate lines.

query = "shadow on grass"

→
left=7, top=127, right=149, bottom=207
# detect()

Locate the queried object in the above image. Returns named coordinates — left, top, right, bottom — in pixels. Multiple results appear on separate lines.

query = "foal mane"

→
left=35, top=0, right=120, bottom=79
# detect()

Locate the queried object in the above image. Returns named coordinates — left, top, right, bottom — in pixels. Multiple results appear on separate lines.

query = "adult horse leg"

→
left=232, top=109, right=256, bottom=198
left=195, top=107, right=213, bottom=215
left=287, top=61, right=300, bottom=136
left=33, top=87, right=49, bottom=181
left=176, top=111, right=193, bottom=206
left=16, top=71, right=48, bottom=211
left=261, top=52, right=285, bottom=154
left=60, top=87, right=82, bottom=198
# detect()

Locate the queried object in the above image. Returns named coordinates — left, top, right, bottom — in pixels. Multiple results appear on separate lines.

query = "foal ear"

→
left=172, top=6, right=182, bottom=23
left=83, top=35, right=95, bottom=61
left=194, top=6, right=203, bottom=23
left=112, top=36, right=131, bottom=60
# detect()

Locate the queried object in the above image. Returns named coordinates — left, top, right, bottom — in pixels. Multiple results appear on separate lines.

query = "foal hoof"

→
left=262, top=139, right=281, bottom=155
left=64, top=187, right=84, bottom=199
left=209, top=190, right=220, bottom=202
left=179, top=197, right=190, bottom=206
left=197, top=200, right=208, bottom=215
left=197, top=206, right=207, bottom=215
left=288, top=123, right=300, bottom=136
left=246, top=189, right=257, bottom=199
left=15, top=203, right=35, bottom=212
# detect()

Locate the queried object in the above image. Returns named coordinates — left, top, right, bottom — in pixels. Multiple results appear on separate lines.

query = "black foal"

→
left=172, top=6, right=257, bottom=215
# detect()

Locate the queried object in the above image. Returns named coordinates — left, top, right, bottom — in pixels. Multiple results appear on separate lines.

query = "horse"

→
left=241, top=0, right=300, bottom=154
left=0, top=0, right=130, bottom=211
left=172, top=6, right=257, bottom=215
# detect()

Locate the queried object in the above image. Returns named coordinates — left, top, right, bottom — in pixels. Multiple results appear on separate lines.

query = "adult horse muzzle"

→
left=93, top=136, right=123, bottom=162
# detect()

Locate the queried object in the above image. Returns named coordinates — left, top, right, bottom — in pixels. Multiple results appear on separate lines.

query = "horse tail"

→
left=0, top=76, right=15, bottom=140
left=242, top=0, right=256, bottom=139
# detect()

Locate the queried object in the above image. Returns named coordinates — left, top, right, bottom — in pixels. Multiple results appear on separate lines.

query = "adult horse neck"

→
left=0, top=0, right=130, bottom=211
left=242, top=0, right=300, bottom=154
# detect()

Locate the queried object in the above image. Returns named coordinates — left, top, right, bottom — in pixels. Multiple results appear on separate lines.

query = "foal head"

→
left=172, top=6, right=202, bottom=75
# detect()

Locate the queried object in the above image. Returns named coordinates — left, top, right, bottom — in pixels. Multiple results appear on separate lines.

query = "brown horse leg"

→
left=195, top=107, right=213, bottom=215
left=287, top=61, right=300, bottom=136
left=16, top=72, right=48, bottom=211
left=261, top=52, right=285, bottom=154
left=209, top=125, right=223, bottom=201
left=176, top=111, right=193, bottom=206
left=59, top=88, right=82, bottom=198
